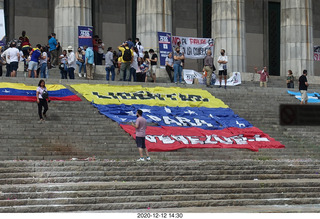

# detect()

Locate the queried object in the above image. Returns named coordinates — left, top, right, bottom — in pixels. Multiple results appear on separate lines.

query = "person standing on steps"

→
left=254, top=66, right=269, bottom=88
left=165, top=52, right=174, bottom=83
left=36, top=79, right=50, bottom=122
left=287, top=70, right=294, bottom=88
left=67, top=46, right=76, bottom=79
left=173, top=47, right=185, bottom=84
left=84, top=45, right=94, bottom=80
left=217, top=49, right=228, bottom=89
left=203, top=49, right=216, bottom=88
left=299, top=70, right=309, bottom=105
left=131, top=109, right=151, bottom=162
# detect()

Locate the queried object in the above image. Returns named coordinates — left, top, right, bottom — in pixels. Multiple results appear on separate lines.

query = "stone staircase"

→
left=1, top=160, right=320, bottom=213
left=1, top=75, right=320, bottom=212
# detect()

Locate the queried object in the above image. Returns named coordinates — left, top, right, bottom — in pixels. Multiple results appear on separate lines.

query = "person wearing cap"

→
left=67, top=46, right=77, bottom=79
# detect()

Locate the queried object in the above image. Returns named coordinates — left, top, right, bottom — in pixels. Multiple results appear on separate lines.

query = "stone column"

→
left=54, top=0, right=92, bottom=50
left=136, top=0, right=172, bottom=51
left=212, top=0, right=246, bottom=73
left=281, top=0, right=313, bottom=77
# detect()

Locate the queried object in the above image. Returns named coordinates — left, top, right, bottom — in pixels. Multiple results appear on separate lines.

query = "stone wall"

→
left=245, top=0, right=264, bottom=72
left=8, top=0, right=52, bottom=46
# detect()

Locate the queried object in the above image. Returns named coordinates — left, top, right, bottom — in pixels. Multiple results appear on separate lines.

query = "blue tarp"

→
left=287, top=90, right=320, bottom=103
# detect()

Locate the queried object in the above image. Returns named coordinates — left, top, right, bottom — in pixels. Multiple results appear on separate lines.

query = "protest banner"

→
left=172, top=36, right=214, bottom=59
left=314, top=46, right=320, bottom=61
left=158, top=32, right=173, bottom=66
left=78, top=26, right=93, bottom=49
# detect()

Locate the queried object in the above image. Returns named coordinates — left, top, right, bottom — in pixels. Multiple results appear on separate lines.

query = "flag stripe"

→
left=0, top=83, right=82, bottom=102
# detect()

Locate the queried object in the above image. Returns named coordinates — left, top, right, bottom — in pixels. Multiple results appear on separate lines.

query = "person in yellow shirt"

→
left=118, top=42, right=133, bottom=81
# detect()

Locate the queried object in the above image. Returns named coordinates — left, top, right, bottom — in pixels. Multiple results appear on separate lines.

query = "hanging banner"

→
left=172, top=36, right=214, bottom=59
left=78, top=26, right=93, bottom=49
left=0, top=9, right=6, bottom=47
left=158, top=32, right=173, bottom=66
left=314, top=46, right=320, bottom=61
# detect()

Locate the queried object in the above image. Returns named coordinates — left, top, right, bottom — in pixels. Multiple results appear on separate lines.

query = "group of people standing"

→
left=103, top=38, right=159, bottom=83
left=0, top=31, right=51, bottom=79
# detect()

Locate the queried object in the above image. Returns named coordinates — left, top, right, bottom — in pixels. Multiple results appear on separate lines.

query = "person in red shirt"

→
left=254, top=66, right=270, bottom=87
left=19, top=31, right=31, bottom=70
left=92, top=35, right=99, bottom=65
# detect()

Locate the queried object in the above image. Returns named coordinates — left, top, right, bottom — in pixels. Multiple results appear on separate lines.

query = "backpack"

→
left=42, top=90, right=49, bottom=99
left=122, top=46, right=132, bottom=61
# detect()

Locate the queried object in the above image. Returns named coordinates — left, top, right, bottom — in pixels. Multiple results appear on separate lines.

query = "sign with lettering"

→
left=158, top=32, right=173, bottom=66
left=71, top=84, right=285, bottom=152
left=78, top=26, right=93, bottom=49
left=172, top=36, right=214, bottom=59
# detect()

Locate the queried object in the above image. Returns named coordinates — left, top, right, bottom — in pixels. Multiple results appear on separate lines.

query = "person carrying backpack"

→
left=118, top=42, right=133, bottom=81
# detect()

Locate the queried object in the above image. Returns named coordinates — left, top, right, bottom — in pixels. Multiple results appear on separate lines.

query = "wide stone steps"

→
left=1, top=179, right=320, bottom=212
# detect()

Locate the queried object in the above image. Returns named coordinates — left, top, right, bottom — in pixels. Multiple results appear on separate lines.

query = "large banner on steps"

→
left=0, top=83, right=82, bottom=102
left=71, top=84, right=284, bottom=152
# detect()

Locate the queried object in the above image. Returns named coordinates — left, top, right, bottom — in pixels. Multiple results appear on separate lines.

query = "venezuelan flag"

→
left=0, top=83, right=81, bottom=102
left=71, top=84, right=284, bottom=152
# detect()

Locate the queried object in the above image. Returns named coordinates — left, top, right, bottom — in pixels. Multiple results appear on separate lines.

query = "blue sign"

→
left=78, top=26, right=93, bottom=49
left=158, top=32, right=172, bottom=66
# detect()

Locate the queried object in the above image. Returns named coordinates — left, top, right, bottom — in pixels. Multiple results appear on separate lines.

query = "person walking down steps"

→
left=36, top=79, right=51, bottom=123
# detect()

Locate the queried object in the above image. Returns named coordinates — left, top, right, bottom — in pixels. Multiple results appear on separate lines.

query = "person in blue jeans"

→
left=76, top=47, right=86, bottom=78
left=173, top=47, right=185, bottom=84
left=59, top=50, right=68, bottom=79
left=105, top=47, right=115, bottom=81
left=40, top=46, right=48, bottom=78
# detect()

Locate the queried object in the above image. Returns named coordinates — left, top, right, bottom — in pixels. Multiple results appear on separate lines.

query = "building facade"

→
left=2, top=0, right=320, bottom=76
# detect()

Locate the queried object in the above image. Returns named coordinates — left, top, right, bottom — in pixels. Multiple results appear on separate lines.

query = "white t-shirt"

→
left=98, top=43, right=105, bottom=54
left=1, top=49, right=10, bottom=64
left=131, top=52, right=139, bottom=70
left=67, top=51, right=77, bottom=69
left=217, top=55, right=228, bottom=71
left=8, top=48, right=20, bottom=62
left=40, top=52, right=47, bottom=65
left=37, top=87, right=47, bottom=99
left=137, top=44, right=144, bottom=58
left=19, top=51, right=25, bottom=62
left=165, top=57, right=173, bottom=67
left=60, top=55, right=67, bottom=64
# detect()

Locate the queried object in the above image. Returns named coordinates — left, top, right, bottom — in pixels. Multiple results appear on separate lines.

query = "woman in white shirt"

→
left=59, top=50, right=68, bottom=79
left=165, top=52, right=174, bottom=83
left=40, top=46, right=48, bottom=79
left=129, top=47, right=139, bottom=82
left=36, top=79, right=50, bottom=122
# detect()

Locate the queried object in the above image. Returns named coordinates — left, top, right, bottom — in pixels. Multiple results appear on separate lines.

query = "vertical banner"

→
left=78, top=26, right=93, bottom=49
left=172, top=36, right=214, bottom=60
left=0, top=9, right=6, bottom=47
left=314, top=46, right=320, bottom=61
left=158, top=32, right=172, bottom=66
